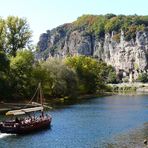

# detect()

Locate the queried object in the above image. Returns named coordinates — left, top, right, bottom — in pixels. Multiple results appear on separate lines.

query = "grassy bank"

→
left=108, top=82, right=148, bottom=93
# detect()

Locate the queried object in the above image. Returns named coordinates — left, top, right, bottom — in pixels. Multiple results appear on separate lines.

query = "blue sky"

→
left=0, top=0, right=147, bottom=43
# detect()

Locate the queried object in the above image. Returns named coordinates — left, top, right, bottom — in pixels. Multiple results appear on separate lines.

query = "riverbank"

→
left=1, top=82, right=148, bottom=113
left=108, top=82, right=148, bottom=93
left=0, top=93, right=106, bottom=113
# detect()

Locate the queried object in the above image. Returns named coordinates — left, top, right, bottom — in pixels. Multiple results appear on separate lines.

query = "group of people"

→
left=15, top=114, right=51, bottom=126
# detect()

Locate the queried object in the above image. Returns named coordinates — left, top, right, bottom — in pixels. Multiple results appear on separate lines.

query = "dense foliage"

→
left=32, top=58, right=78, bottom=98
left=0, top=16, right=32, bottom=57
left=73, top=14, right=148, bottom=41
left=137, top=73, right=148, bottom=83
left=0, top=16, right=32, bottom=99
left=65, top=56, right=116, bottom=94
left=0, top=51, right=117, bottom=100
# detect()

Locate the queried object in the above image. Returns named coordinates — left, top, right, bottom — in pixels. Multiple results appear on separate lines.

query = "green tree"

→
left=105, top=65, right=117, bottom=83
left=33, top=58, right=78, bottom=98
left=105, top=17, right=122, bottom=33
left=105, top=14, right=116, bottom=19
left=137, top=73, right=148, bottom=83
left=0, top=18, right=6, bottom=51
left=6, top=16, right=32, bottom=57
left=0, top=51, right=9, bottom=72
left=0, top=51, right=10, bottom=98
left=9, top=50, right=34, bottom=98
left=65, top=56, right=108, bottom=94
left=45, top=58, right=77, bottom=98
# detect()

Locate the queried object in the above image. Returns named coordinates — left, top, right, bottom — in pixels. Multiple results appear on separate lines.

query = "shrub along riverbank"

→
left=108, top=82, right=148, bottom=94
left=0, top=50, right=116, bottom=101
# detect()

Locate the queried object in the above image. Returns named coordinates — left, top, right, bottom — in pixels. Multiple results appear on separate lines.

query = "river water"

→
left=0, top=95, right=148, bottom=148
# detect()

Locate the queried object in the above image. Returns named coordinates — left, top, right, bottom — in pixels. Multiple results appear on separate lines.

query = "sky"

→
left=0, top=0, right=147, bottom=44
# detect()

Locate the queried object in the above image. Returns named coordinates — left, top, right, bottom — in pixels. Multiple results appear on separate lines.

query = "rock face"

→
left=37, top=24, right=148, bottom=79
left=101, top=31, right=148, bottom=72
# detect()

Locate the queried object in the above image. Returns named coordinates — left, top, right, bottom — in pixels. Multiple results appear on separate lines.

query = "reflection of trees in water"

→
left=102, top=123, right=148, bottom=148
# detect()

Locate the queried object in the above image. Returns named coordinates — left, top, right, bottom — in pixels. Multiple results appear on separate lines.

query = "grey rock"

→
left=37, top=26, right=148, bottom=75
left=37, top=33, right=49, bottom=52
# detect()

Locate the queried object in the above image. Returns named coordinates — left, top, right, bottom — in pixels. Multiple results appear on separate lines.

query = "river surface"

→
left=0, top=95, right=148, bottom=148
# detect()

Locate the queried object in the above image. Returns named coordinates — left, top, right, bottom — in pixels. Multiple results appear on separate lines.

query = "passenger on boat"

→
left=14, top=123, right=19, bottom=127
left=24, top=118, right=31, bottom=124
left=15, top=117, right=20, bottom=123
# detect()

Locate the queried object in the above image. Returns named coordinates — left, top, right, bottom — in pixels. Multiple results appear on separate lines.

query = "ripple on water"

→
left=0, top=133, right=14, bottom=139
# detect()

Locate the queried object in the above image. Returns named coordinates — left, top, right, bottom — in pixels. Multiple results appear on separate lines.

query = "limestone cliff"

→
left=37, top=15, right=148, bottom=80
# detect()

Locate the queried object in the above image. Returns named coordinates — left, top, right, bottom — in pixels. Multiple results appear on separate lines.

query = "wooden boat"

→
left=0, top=83, right=52, bottom=134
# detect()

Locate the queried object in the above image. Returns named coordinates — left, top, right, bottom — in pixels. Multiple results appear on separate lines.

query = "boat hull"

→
left=0, top=119, right=51, bottom=134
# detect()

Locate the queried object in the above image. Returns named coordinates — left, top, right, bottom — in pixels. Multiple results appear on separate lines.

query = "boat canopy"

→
left=6, top=107, right=44, bottom=116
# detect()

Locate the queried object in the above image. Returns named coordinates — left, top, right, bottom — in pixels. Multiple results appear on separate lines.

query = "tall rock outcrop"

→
left=37, top=27, right=148, bottom=73
left=99, top=30, right=148, bottom=73
left=37, top=14, right=148, bottom=82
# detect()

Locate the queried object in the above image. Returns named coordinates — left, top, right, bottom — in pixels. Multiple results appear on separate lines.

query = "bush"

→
left=137, top=73, right=148, bottom=83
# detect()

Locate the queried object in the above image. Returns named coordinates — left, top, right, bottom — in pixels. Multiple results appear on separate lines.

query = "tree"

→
left=0, top=18, right=6, bottom=51
left=137, top=73, right=148, bottom=83
left=6, top=16, right=32, bottom=57
left=105, top=65, right=117, bottom=83
left=105, top=17, right=122, bottom=33
left=65, top=56, right=107, bottom=94
left=0, top=51, right=10, bottom=98
left=105, top=14, right=116, bottom=19
left=9, top=50, right=34, bottom=98
left=0, top=50, right=9, bottom=72
left=39, top=58, right=78, bottom=98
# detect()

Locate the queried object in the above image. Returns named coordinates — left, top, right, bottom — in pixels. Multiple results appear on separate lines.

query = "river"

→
left=0, top=95, right=148, bottom=148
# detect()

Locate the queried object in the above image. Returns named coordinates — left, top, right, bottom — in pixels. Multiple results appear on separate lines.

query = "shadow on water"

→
left=101, top=122, right=148, bottom=148
left=46, top=94, right=108, bottom=111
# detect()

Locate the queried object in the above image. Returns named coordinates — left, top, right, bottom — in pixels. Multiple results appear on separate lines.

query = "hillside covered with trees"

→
left=73, top=14, right=148, bottom=41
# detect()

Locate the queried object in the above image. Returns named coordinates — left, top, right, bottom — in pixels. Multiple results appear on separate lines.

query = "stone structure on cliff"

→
left=37, top=25, right=148, bottom=82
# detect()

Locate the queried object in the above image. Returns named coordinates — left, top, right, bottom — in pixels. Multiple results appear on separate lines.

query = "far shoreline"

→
left=109, top=82, right=148, bottom=93
left=1, top=82, right=148, bottom=114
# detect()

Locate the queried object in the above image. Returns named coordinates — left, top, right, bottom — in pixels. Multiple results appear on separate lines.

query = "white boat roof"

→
left=6, top=106, right=43, bottom=116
